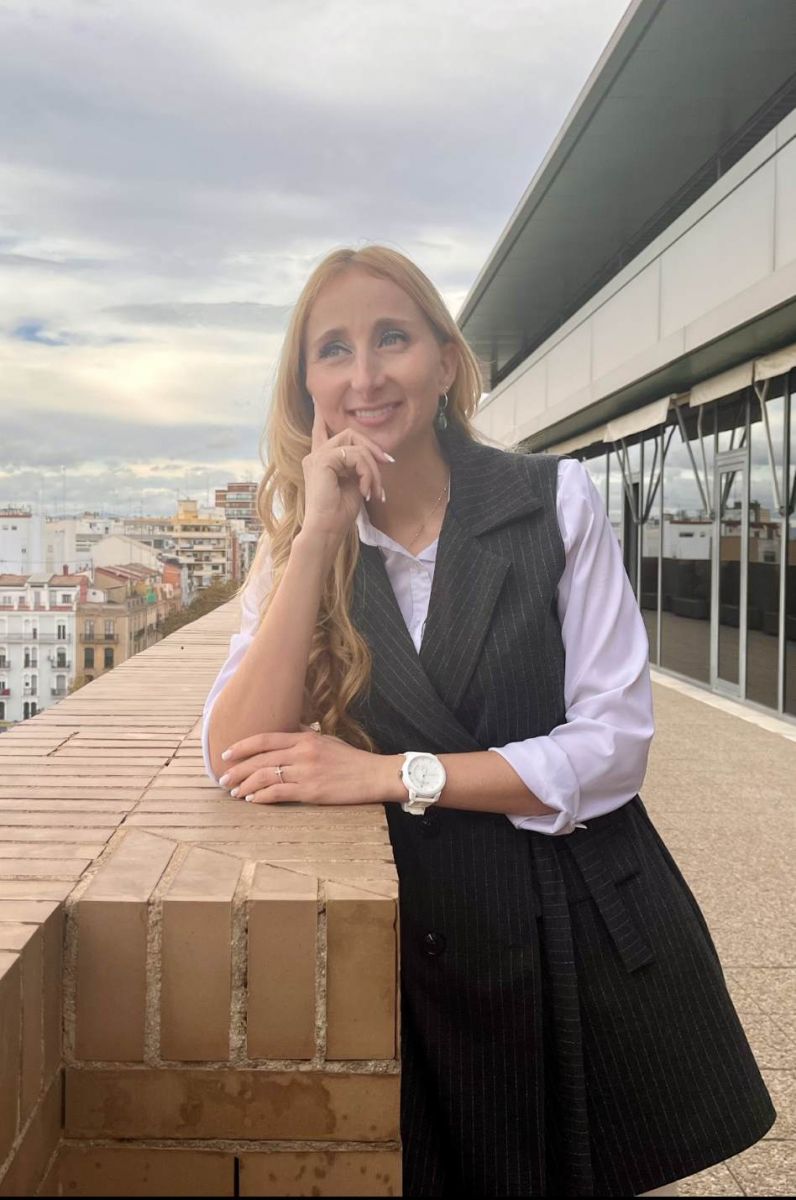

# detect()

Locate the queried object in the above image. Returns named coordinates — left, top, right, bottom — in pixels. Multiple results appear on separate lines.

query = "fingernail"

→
left=221, top=749, right=232, bottom=760
left=366, top=490, right=371, bottom=502
left=244, top=794, right=254, bottom=803
left=383, top=452, right=396, bottom=462
left=381, top=488, right=386, bottom=503
left=230, top=787, right=239, bottom=797
left=219, top=772, right=231, bottom=786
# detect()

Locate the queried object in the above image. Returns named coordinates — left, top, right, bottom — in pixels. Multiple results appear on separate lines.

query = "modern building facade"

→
left=465, top=0, right=796, bottom=723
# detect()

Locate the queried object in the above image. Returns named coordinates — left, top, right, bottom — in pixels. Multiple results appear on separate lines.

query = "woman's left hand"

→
left=216, top=725, right=398, bottom=806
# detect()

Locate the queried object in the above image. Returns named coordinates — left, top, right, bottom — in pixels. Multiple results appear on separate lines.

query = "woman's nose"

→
left=349, top=346, right=384, bottom=393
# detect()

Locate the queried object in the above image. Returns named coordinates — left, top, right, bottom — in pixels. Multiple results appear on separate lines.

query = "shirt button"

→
left=422, top=931, right=446, bottom=957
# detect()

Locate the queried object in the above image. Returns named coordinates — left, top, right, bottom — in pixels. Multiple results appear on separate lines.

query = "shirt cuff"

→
left=201, top=694, right=222, bottom=786
left=487, top=743, right=587, bottom=836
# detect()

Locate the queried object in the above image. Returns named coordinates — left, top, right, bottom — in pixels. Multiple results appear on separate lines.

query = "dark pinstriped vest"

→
left=347, top=419, right=597, bottom=1192
left=346, top=420, right=776, bottom=1196
left=349, top=418, right=568, bottom=758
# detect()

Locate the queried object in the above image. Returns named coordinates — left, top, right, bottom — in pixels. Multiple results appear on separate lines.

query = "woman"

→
left=201, top=244, right=775, bottom=1197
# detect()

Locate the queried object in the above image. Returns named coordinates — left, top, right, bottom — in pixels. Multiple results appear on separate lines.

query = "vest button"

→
left=419, top=811, right=440, bottom=837
left=423, top=931, right=446, bottom=956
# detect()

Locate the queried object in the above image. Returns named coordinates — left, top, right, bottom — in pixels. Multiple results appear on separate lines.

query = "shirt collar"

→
left=356, top=503, right=438, bottom=563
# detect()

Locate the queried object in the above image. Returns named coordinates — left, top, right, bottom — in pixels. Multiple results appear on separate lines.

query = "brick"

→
left=239, top=1149, right=401, bottom=1197
left=0, top=859, right=91, bottom=880
left=0, top=953, right=21, bottom=1162
left=160, top=849, right=241, bottom=1062
left=65, top=1068, right=401, bottom=1141
left=74, top=900, right=147, bottom=1062
left=0, top=881, right=73, bottom=900
left=0, top=1070, right=62, bottom=1198
left=0, top=900, right=61, bottom=924
left=49, top=1144, right=234, bottom=1197
left=17, top=925, right=43, bottom=1124
left=247, top=867, right=317, bottom=1060
left=326, top=883, right=397, bottom=1061
left=81, top=829, right=176, bottom=902
left=0, top=828, right=117, bottom=843
left=41, top=907, right=64, bottom=1083
left=0, top=843, right=105, bottom=859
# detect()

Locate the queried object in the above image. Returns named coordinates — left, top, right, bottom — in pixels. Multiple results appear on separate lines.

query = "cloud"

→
left=0, top=0, right=630, bottom=514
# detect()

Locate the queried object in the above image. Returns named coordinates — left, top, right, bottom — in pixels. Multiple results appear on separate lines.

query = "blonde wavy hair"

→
left=239, top=243, right=489, bottom=752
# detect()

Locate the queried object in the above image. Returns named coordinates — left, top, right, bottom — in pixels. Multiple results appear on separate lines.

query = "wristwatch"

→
left=399, top=751, right=447, bottom=816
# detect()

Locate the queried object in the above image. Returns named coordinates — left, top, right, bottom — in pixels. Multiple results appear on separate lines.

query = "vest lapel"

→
left=351, top=422, right=548, bottom=749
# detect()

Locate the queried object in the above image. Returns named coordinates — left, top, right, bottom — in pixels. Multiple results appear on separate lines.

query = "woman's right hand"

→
left=300, top=399, right=393, bottom=548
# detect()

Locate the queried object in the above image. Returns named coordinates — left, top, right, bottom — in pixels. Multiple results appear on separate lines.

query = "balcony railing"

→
left=2, top=632, right=72, bottom=643
left=50, top=686, right=68, bottom=697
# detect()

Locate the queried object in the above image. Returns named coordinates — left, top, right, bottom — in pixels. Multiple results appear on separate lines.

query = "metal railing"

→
left=1, top=632, right=72, bottom=644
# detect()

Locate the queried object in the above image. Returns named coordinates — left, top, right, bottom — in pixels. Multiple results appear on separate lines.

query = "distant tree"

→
left=159, top=579, right=239, bottom=638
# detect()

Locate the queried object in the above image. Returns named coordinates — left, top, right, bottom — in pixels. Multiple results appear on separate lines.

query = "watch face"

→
left=407, top=754, right=445, bottom=794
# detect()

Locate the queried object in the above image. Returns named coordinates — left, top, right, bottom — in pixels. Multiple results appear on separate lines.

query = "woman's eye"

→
left=318, top=330, right=407, bottom=359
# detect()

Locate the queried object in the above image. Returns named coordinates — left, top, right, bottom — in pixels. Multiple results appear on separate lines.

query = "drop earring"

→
left=435, top=392, right=449, bottom=431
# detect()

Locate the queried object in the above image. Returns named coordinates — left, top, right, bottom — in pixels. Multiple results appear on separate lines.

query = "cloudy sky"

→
left=1, top=0, right=628, bottom=517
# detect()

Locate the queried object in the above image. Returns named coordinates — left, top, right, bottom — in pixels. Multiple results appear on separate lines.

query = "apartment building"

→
left=170, top=499, right=230, bottom=591
left=0, top=507, right=44, bottom=576
left=0, top=571, right=86, bottom=727
left=74, top=563, right=176, bottom=684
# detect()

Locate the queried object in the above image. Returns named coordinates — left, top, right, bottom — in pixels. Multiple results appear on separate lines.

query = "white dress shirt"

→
left=201, top=457, right=655, bottom=837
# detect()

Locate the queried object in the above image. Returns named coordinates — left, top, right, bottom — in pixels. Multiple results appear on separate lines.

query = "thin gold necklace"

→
left=406, top=473, right=450, bottom=551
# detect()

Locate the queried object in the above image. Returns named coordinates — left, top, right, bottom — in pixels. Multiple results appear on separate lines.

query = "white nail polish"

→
left=245, top=795, right=254, bottom=803
left=230, top=787, right=239, bottom=797
left=219, top=772, right=230, bottom=786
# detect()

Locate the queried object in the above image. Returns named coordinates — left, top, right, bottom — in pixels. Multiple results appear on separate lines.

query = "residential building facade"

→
left=0, top=572, right=86, bottom=728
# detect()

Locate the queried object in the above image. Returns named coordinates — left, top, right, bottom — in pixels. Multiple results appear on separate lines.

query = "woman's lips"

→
left=348, top=401, right=403, bottom=426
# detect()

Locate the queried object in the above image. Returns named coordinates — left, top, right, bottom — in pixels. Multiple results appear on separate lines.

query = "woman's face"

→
left=303, top=267, right=457, bottom=453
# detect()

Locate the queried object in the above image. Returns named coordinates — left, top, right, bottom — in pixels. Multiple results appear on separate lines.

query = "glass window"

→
left=581, top=450, right=607, bottom=506
left=660, top=405, right=716, bottom=684
left=747, top=377, right=785, bottom=710
left=84, top=646, right=94, bottom=670
left=104, top=647, right=114, bottom=669
left=785, top=371, right=796, bottom=717
left=640, top=432, right=662, bottom=663
left=608, top=448, right=624, bottom=557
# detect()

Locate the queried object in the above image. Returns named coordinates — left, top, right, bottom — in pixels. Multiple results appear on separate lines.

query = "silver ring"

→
left=340, top=446, right=346, bottom=466
left=274, top=764, right=285, bottom=782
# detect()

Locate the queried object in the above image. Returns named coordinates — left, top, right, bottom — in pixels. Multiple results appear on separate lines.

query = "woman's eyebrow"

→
left=311, top=316, right=415, bottom=349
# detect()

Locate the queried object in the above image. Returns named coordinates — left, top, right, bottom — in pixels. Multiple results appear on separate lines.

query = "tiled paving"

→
left=643, top=669, right=796, bottom=1195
